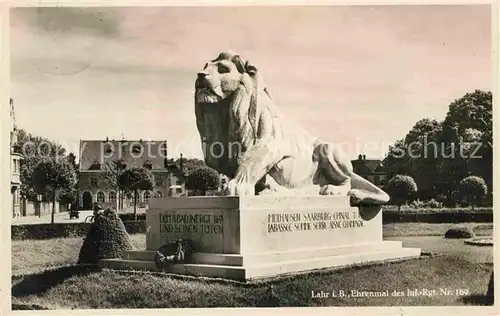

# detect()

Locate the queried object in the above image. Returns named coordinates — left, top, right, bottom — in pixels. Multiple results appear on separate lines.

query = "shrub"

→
left=459, top=176, right=488, bottom=210
left=425, top=198, right=443, bottom=209
left=385, top=175, right=418, bottom=211
left=77, top=209, right=133, bottom=264
left=11, top=221, right=146, bottom=240
left=11, top=223, right=91, bottom=240
left=444, top=226, right=475, bottom=239
left=382, top=208, right=492, bottom=224
left=410, top=199, right=443, bottom=209
left=119, top=213, right=146, bottom=222
left=409, top=199, right=424, bottom=209
left=185, top=166, right=220, bottom=196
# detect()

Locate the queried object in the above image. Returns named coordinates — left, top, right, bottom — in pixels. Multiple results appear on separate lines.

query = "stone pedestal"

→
left=100, top=196, right=420, bottom=280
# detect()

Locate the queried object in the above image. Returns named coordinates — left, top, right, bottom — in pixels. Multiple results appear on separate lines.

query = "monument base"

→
left=100, top=196, right=420, bottom=280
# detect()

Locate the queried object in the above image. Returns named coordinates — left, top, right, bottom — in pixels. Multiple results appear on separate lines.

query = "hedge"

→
left=11, top=220, right=146, bottom=241
left=11, top=207, right=493, bottom=240
left=119, top=213, right=146, bottom=221
left=382, top=206, right=492, bottom=213
left=382, top=208, right=492, bottom=224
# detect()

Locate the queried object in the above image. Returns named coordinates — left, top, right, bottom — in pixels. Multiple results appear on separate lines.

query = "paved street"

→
left=11, top=207, right=147, bottom=226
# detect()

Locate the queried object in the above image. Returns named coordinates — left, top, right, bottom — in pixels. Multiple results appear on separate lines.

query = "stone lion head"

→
left=194, top=51, right=259, bottom=104
left=194, top=51, right=272, bottom=176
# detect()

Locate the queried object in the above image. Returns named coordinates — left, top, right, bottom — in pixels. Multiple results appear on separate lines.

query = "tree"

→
left=32, top=158, right=77, bottom=223
left=384, top=119, right=442, bottom=200
left=103, top=158, right=128, bottom=210
left=118, top=167, right=155, bottom=220
left=385, top=175, right=418, bottom=211
left=185, top=166, right=220, bottom=196
left=439, top=90, right=492, bottom=200
left=459, top=176, right=487, bottom=210
left=166, top=156, right=206, bottom=173
left=15, top=129, right=71, bottom=202
left=57, top=189, right=78, bottom=205
left=383, top=90, right=492, bottom=204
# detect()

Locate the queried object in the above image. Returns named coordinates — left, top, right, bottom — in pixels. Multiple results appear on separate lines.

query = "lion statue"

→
left=194, top=51, right=390, bottom=205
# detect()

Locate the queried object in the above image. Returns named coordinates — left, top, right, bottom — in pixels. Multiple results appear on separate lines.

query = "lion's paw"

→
left=223, top=180, right=255, bottom=196
left=348, top=189, right=366, bottom=204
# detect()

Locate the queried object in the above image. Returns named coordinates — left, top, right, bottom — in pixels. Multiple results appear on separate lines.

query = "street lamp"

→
left=37, top=194, right=42, bottom=218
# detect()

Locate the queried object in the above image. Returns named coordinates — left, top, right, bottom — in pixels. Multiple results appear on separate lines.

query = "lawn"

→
left=12, top=234, right=146, bottom=272
left=11, top=222, right=494, bottom=308
left=383, top=222, right=492, bottom=237
left=12, top=222, right=491, bottom=272
left=11, top=256, right=493, bottom=308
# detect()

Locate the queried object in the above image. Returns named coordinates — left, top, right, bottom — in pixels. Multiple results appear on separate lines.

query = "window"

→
left=132, top=144, right=142, bottom=154
left=109, top=191, right=117, bottom=204
left=176, top=188, right=182, bottom=194
left=155, top=191, right=163, bottom=198
left=104, top=145, right=113, bottom=154
left=143, top=190, right=151, bottom=203
left=90, top=177, right=98, bottom=188
left=97, top=191, right=105, bottom=204
left=176, top=180, right=182, bottom=185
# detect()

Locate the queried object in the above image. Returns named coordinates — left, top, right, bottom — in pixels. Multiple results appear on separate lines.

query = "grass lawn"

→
left=12, top=234, right=146, bottom=272
left=12, top=256, right=493, bottom=308
left=383, top=222, right=492, bottom=237
left=11, top=222, right=494, bottom=308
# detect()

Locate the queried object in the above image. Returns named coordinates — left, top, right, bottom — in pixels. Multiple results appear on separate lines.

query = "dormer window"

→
left=132, top=144, right=142, bottom=154
left=104, top=145, right=113, bottom=154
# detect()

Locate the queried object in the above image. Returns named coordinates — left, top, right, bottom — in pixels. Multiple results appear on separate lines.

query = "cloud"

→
left=10, top=5, right=491, bottom=159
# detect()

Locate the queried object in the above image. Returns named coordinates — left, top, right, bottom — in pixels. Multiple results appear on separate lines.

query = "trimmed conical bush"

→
left=77, top=209, right=133, bottom=264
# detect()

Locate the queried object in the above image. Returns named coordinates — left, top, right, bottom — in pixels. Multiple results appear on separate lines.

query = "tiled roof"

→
left=79, top=140, right=168, bottom=171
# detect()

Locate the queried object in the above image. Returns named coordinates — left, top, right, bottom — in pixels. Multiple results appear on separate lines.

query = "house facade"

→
left=10, top=99, right=23, bottom=217
left=351, top=154, right=387, bottom=188
left=78, top=139, right=185, bottom=210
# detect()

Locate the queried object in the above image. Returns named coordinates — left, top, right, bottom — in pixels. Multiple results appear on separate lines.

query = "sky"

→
left=10, top=5, right=492, bottom=160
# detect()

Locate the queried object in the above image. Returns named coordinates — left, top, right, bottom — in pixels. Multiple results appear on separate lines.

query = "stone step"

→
left=247, top=247, right=422, bottom=279
left=241, top=241, right=404, bottom=266
left=100, top=247, right=421, bottom=280
left=123, top=241, right=403, bottom=266
left=99, top=258, right=246, bottom=279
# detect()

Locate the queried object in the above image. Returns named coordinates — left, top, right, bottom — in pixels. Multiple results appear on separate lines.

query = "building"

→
left=10, top=99, right=23, bottom=217
left=351, top=154, right=387, bottom=188
left=78, top=139, right=186, bottom=210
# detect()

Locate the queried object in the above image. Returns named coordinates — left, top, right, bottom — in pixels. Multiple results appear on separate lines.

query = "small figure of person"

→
left=92, top=202, right=103, bottom=218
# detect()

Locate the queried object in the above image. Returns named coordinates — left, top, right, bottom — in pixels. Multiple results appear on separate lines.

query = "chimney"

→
left=362, top=155, right=366, bottom=161
left=358, top=154, right=362, bottom=161
left=180, top=153, right=183, bottom=171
